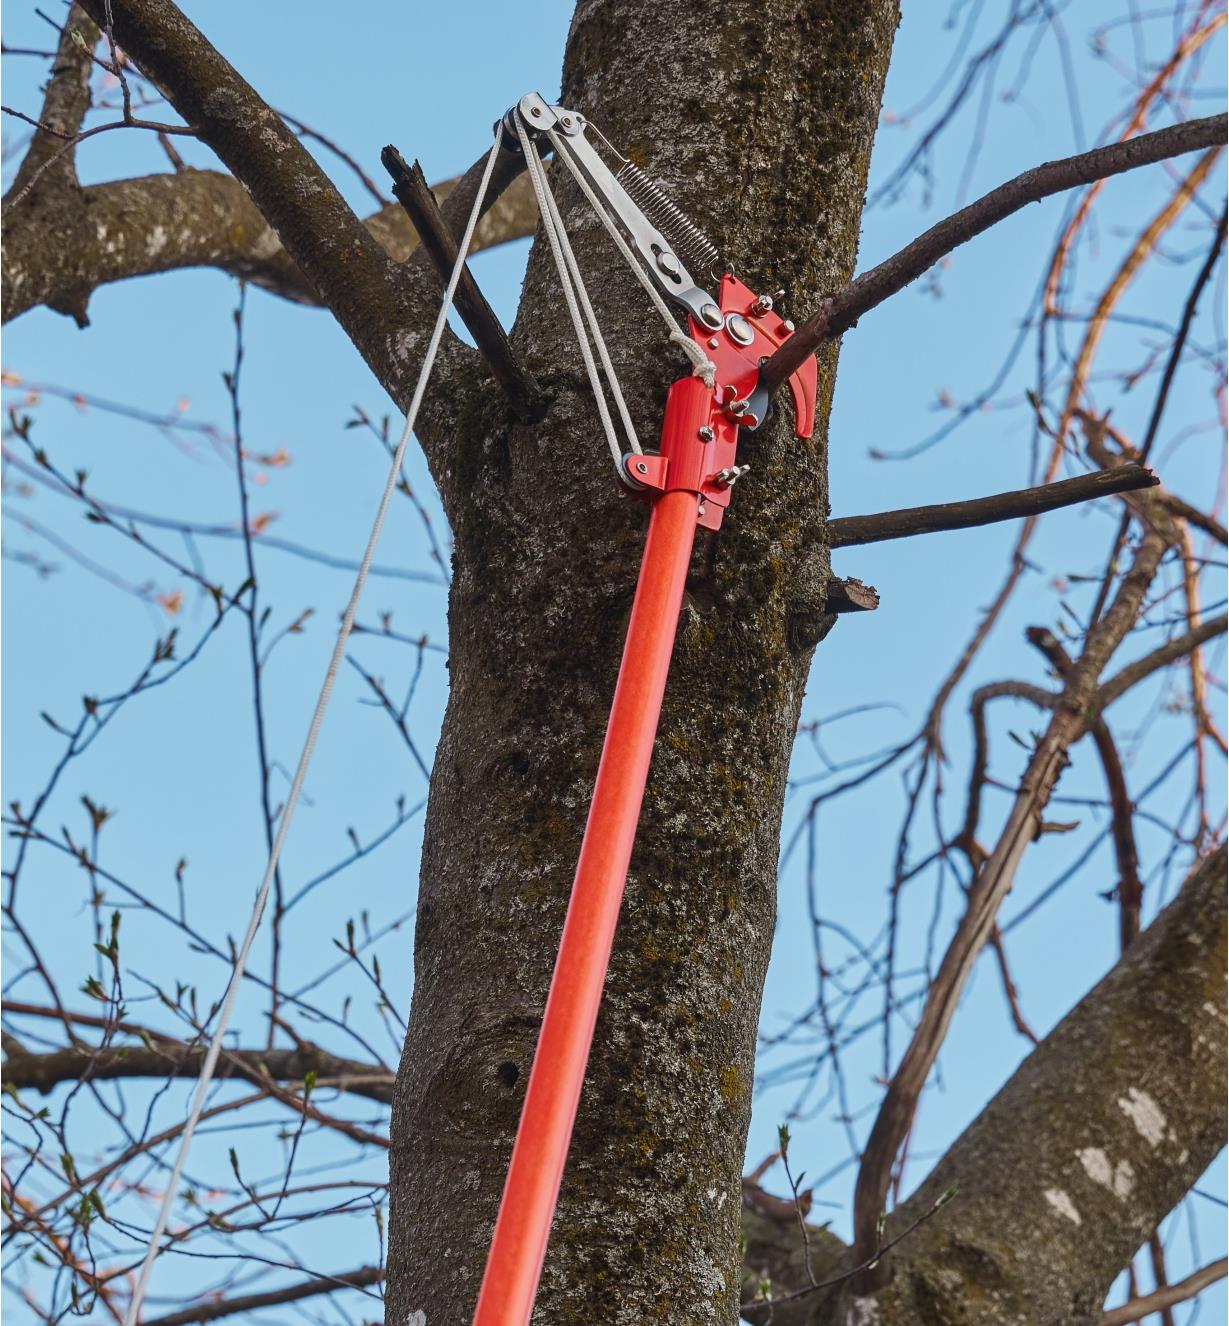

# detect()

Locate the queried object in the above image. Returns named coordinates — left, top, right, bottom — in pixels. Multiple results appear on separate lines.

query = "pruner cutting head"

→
left=701, top=274, right=817, bottom=440
left=502, top=92, right=817, bottom=440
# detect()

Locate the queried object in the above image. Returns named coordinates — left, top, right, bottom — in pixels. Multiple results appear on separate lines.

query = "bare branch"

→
left=852, top=481, right=1180, bottom=1263
left=1096, top=614, right=1229, bottom=713
left=1, top=1040, right=394, bottom=1104
left=762, top=114, right=1227, bottom=392
left=140, top=1266, right=383, bottom=1326
left=1084, top=206, right=1227, bottom=628
left=866, top=847, right=1227, bottom=1325
left=5, top=4, right=99, bottom=200
left=67, top=0, right=457, bottom=426
left=828, top=465, right=1158, bottom=549
left=1159, top=493, right=1228, bottom=546
left=382, top=147, right=544, bottom=422
left=1100, top=1258, right=1228, bottom=1326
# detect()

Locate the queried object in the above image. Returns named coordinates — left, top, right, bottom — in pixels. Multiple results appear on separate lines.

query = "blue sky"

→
left=2, top=2, right=1225, bottom=1321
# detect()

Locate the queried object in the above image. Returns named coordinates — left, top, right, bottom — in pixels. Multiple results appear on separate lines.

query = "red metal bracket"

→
left=626, top=275, right=818, bottom=531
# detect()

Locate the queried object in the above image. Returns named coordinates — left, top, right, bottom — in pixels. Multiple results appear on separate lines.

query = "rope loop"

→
left=669, top=330, right=717, bottom=389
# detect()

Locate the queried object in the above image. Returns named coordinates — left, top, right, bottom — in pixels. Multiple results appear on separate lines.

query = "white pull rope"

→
left=516, top=112, right=640, bottom=468
left=122, top=125, right=507, bottom=1326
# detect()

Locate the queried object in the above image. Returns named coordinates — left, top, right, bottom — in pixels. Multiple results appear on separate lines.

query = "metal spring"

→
left=615, top=161, right=721, bottom=277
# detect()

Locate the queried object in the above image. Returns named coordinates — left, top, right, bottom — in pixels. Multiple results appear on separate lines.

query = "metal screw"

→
left=708, top=337, right=720, bottom=349
left=699, top=303, right=723, bottom=330
left=560, top=115, right=574, bottom=129
left=728, top=398, right=749, bottom=417
left=635, top=461, right=648, bottom=475
left=698, top=425, right=715, bottom=442
left=783, top=318, right=796, bottom=332
left=530, top=106, right=542, bottom=117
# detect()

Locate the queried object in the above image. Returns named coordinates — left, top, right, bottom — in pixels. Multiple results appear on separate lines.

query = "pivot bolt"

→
left=697, top=425, right=715, bottom=442
left=656, top=250, right=681, bottom=277
left=699, top=303, right=723, bottom=330
left=725, top=312, right=755, bottom=346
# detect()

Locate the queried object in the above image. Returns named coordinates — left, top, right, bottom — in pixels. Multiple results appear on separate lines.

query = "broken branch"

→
left=382, top=146, right=544, bottom=422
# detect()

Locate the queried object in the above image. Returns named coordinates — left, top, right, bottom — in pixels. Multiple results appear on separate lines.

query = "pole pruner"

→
left=472, top=94, right=818, bottom=1326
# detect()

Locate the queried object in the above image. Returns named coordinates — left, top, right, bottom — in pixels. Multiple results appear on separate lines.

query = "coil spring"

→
left=615, top=161, right=721, bottom=277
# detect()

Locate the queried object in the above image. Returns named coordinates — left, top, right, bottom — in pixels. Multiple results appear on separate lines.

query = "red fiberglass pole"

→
left=471, top=483, right=698, bottom=1326
left=471, top=275, right=815, bottom=1326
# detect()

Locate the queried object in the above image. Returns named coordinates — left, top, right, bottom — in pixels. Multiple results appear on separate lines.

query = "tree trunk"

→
left=386, top=3, right=899, bottom=1322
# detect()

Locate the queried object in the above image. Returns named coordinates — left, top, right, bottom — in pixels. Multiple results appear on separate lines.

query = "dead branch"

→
left=382, top=147, right=544, bottom=422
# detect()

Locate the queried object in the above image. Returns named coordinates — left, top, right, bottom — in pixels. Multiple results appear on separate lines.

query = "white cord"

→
left=516, top=112, right=638, bottom=468
left=122, top=125, right=508, bottom=1326
left=545, top=128, right=717, bottom=390
left=531, top=136, right=643, bottom=455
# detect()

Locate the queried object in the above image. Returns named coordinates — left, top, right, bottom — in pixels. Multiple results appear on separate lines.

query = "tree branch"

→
left=64, top=0, right=481, bottom=456
left=6, top=3, right=99, bottom=201
left=1158, top=492, right=1228, bottom=545
left=1025, top=627, right=1143, bottom=951
left=862, top=846, right=1227, bottom=1325
left=1095, top=614, right=1229, bottom=713
left=2, top=167, right=537, bottom=324
left=1, top=1039, right=394, bottom=1104
left=1100, top=1257, right=1228, bottom=1326
left=762, top=114, right=1228, bottom=392
left=852, top=479, right=1180, bottom=1264
left=139, top=1266, right=383, bottom=1326
left=828, top=465, right=1158, bottom=549
left=382, top=147, right=544, bottom=421
left=62, top=0, right=419, bottom=395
